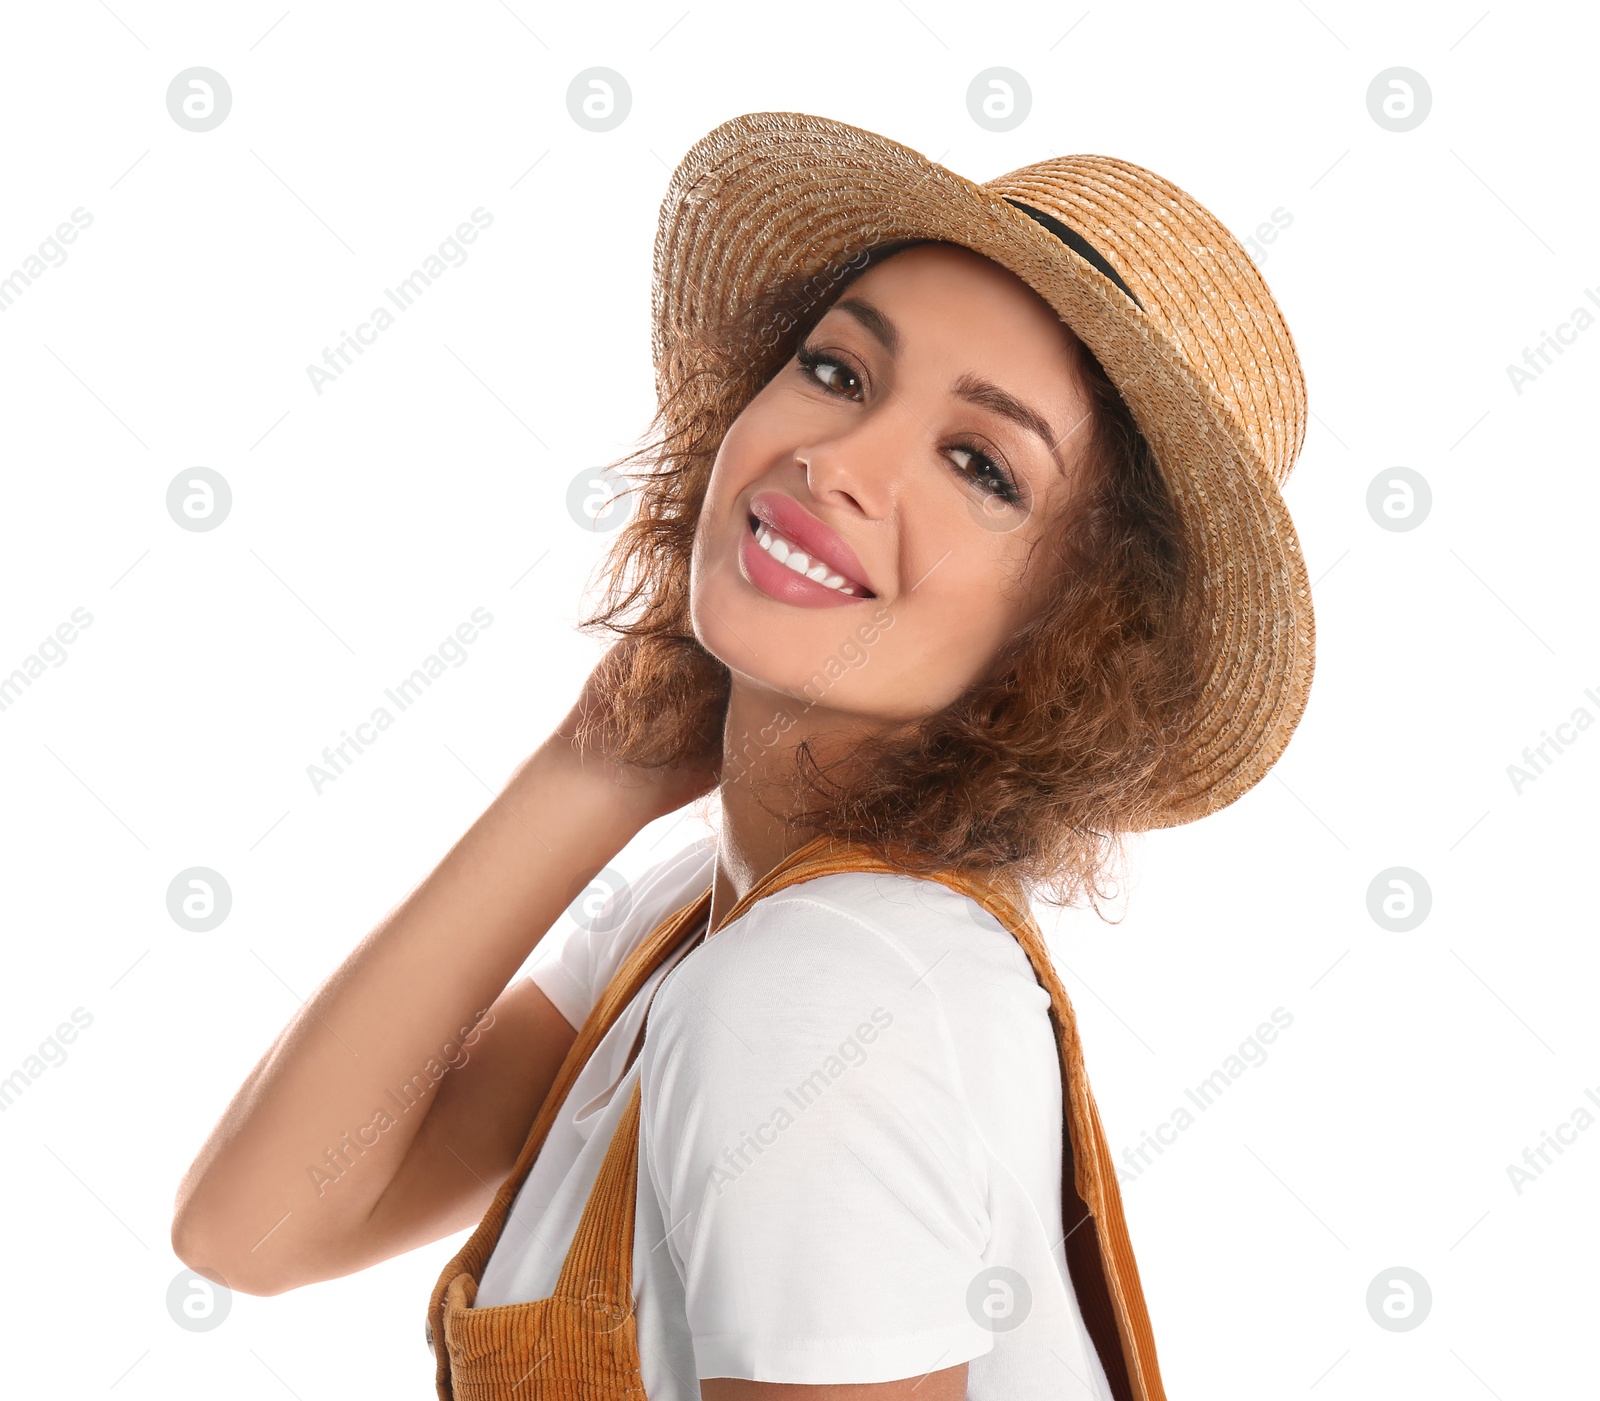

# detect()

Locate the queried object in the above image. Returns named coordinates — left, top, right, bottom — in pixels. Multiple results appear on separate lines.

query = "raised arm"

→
left=170, top=648, right=717, bottom=1295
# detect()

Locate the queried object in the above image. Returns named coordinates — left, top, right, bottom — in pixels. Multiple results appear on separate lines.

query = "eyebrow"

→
left=830, top=296, right=1069, bottom=474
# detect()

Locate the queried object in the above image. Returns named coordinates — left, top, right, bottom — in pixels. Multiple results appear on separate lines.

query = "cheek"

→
left=867, top=541, right=1032, bottom=710
left=701, top=401, right=781, bottom=523
left=719, top=380, right=792, bottom=462
left=910, top=496, right=1037, bottom=614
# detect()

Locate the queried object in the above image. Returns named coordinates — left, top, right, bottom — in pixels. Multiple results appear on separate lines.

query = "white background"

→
left=1, top=1, right=1595, bottom=1396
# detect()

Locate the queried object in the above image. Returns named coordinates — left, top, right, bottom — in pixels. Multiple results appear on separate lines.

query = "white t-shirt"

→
left=474, top=834, right=1114, bottom=1400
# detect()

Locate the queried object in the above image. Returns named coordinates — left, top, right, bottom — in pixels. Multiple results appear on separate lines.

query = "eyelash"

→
left=793, top=344, right=1025, bottom=508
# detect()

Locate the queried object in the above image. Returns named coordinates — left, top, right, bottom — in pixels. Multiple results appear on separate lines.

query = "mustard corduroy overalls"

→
left=427, top=835, right=1168, bottom=1400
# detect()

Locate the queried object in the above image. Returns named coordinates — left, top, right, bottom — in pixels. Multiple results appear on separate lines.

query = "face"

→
left=689, top=242, right=1097, bottom=732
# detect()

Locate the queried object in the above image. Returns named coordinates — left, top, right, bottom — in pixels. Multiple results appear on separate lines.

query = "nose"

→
left=791, top=396, right=921, bottom=520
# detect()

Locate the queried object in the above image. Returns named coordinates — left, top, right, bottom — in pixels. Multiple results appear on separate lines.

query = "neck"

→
left=705, top=677, right=873, bottom=933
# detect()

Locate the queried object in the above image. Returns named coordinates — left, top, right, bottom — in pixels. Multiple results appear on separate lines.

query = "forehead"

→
left=828, top=243, right=1089, bottom=400
left=839, top=243, right=1076, bottom=349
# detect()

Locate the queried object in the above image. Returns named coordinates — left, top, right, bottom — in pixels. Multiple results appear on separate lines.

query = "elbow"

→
left=170, top=1198, right=296, bottom=1299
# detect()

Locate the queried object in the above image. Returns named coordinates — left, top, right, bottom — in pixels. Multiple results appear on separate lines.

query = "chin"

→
left=694, top=591, right=923, bottom=731
left=690, top=582, right=833, bottom=701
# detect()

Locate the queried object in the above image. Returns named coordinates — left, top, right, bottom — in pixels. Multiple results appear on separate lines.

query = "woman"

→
left=171, top=113, right=1314, bottom=1401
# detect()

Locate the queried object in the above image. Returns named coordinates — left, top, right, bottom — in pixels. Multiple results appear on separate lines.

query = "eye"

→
left=795, top=342, right=1024, bottom=509
left=796, top=345, right=863, bottom=401
left=948, top=444, right=1023, bottom=507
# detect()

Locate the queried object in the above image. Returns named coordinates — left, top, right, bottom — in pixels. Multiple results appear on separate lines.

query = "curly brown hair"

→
left=574, top=239, right=1211, bottom=914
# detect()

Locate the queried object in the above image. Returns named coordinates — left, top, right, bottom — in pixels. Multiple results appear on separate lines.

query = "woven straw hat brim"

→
left=650, top=112, right=1315, bottom=830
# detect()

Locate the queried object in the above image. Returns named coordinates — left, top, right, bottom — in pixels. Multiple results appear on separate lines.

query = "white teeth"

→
left=755, top=524, right=860, bottom=595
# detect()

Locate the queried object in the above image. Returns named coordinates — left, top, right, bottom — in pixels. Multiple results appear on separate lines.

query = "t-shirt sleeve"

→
left=639, top=894, right=995, bottom=1385
left=520, top=870, right=648, bottom=1029
left=521, top=931, right=593, bottom=1031
left=521, top=837, right=715, bottom=1030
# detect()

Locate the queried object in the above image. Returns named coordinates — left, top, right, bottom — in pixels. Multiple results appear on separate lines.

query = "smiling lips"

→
left=741, top=491, right=876, bottom=608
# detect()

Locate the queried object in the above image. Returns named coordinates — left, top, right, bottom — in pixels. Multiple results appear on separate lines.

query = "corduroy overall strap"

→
left=426, top=885, right=713, bottom=1399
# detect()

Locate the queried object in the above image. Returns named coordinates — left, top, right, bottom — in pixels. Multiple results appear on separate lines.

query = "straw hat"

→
left=649, top=111, right=1315, bottom=829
